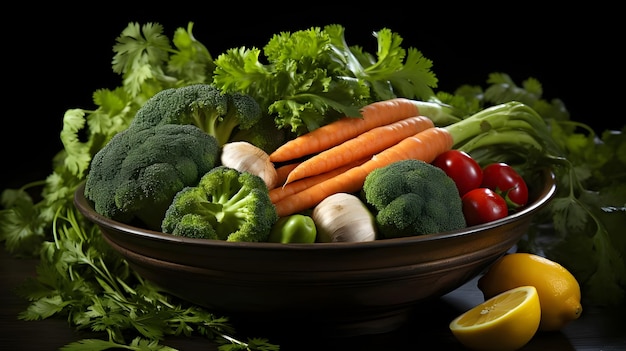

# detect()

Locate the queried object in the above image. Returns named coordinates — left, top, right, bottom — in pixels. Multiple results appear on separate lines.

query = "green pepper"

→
left=268, top=214, right=317, bottom=243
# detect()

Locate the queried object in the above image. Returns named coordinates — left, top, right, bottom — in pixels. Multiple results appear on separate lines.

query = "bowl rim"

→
left=74, top=169, right=556, bottom=251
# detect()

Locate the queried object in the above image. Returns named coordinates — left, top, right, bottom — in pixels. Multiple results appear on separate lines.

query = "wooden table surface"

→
left=1, top=248, right=624, bottom=351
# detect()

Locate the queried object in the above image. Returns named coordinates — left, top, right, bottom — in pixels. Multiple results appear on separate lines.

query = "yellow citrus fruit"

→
left=449, top=285, right=541, bottom=351
left=477, top=252, right=583, bottom=331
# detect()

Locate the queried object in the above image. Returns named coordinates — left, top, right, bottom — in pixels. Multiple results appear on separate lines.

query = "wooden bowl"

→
left=74, top=169, right=556, bottom=337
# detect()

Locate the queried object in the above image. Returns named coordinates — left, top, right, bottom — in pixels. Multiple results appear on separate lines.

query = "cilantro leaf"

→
left=112, top=22, right=173, bottom=97
left=167, top=22, right=215, bottom=84
left=0, top=186, right=47, bottom=256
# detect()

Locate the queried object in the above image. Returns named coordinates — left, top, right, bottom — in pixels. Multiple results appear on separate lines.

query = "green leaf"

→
left=167, top=22, right=215, bottom=84
left=60, top=109, right=92, bottom=177
left=19, top=296, right=71, bottom=320
left=60, top=337, right=178, bottom=351
left=362, top=31, right=438, bottom=100
left=0, top=188, right=47, bottom=256
left=112, top=22, right=173, bottom=97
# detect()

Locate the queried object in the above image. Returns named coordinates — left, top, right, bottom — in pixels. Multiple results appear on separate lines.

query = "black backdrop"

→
left=4, top=5, right=621, bottom=190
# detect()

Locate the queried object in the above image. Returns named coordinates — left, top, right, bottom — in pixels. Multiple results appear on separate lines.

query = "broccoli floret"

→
left=230, top=113, right=288, bottom=154
left=162, top=166, right=278, bottom=242
left=362, top=159, right=466, bottom=238
left=84, top=124, right=220, bottom=230
left=130, top=83, right=262, bottom=146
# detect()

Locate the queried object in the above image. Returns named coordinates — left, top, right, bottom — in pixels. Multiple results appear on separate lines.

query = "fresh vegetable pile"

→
left=1, top=21, right=624, bottom=350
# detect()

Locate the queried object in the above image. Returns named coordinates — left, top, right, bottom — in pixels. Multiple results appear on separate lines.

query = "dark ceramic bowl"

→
left=74, top=169, right=556, bottom=337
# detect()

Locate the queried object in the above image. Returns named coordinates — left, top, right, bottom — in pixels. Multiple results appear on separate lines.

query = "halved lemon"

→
left=477, top=252, right=582, bottom=331
left=449, top=286, right=541, bottom=351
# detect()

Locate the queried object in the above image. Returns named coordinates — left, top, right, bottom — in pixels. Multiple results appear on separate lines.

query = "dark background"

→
left=4, top=4, right=621, bottom=190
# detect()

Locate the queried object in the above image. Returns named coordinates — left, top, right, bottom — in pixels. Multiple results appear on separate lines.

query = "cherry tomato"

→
left=462, top=188, right=508, bottom=226
left=481, top=163, right=528, bottom=209
left=432, top=150, right=483, bottom=196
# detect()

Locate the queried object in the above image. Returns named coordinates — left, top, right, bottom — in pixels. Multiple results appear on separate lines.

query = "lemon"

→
left=477, top=252, right=583, bottom=331
left=449, top=286, right=541, bottom=351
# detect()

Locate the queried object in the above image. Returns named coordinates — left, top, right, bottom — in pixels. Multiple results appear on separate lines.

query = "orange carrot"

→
left=270, top=158, right=369, bottom=204
left=283, top=115, right=434, bottom=185
left=269, top=98, right=420, bottom=163
left=273, top=127, right=454, bottom=217
left=273, top=162, right=300, bottom=189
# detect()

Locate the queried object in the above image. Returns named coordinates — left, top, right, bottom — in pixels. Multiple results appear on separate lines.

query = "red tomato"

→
left=481, top=163, right=529, bottom=208
left=462, top=188, right=508, bottom=226
left=432, top=150, right=483, bottom=196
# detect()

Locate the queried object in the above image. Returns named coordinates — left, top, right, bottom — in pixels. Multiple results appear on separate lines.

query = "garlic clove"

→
left=221, top=141, right=278, bottom=189
left=313, top=192, right=377, bottom=243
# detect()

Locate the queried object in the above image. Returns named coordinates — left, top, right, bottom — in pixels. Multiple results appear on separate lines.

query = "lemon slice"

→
left=449, top=286, right=541, bottom=351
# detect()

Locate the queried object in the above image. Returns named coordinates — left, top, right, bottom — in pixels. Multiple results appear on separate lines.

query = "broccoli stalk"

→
left=362, top=159, right=466, bottom=238
left=83, top=124, right=220, bottom=230
left=129, top=83, right=262, bottom=146
left=162, top=166, right=278, bottom=242
left=205, top=90, right=263, bottom=146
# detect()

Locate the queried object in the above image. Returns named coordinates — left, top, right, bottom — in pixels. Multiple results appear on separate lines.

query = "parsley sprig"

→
left=18, top=205, right=255, bottom=350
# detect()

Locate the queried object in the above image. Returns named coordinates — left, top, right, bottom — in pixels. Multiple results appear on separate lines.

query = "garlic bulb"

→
left=312, top=192, right=378, bottom=243
left=220, top=141, right=278, bottom=189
